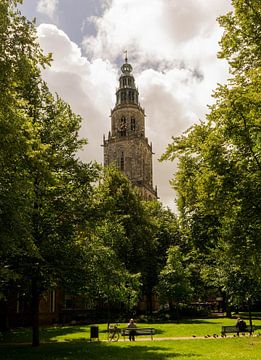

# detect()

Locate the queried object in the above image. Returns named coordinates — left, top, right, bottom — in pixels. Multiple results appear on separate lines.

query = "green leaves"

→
left=157, top=246, right=192, bottom=304
left=218, top=0, right=261, bottom=74
left=0, top=1, right=100, bottom=339
left=161, top=0, right=261, bottom=308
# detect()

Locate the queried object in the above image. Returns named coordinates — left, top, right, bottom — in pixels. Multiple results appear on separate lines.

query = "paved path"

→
left=114, top=334, right=253, bottom=342
left=1, top=334, right=257, bottom=346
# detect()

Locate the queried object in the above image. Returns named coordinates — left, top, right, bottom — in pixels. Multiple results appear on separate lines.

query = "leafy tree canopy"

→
left=161, top=0, right=261, bottom=307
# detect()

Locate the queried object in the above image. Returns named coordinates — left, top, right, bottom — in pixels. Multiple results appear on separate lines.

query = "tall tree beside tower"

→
left=162, top=0, right=261, bottom=309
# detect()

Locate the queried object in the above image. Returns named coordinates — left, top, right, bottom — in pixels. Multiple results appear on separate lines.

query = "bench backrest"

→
left=121, top=328, right=155, bottom=335
left=222, top=325, right=255, bottom=333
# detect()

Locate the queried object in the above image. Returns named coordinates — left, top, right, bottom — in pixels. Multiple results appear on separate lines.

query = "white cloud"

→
left=83, top=0, right=230, bottom=66
left=36, top=0, right=232, bottom=211
left=37, top=24, right=116, bottom=164
left=37, top=0, right=59, bottom=19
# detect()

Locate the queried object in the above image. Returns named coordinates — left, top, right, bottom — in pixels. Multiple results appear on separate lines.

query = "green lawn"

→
left=1, top=318, right=261, bottom=360
left=1, top=338, right=261, bottom=360
left=2, top=318, right=261, bottom=343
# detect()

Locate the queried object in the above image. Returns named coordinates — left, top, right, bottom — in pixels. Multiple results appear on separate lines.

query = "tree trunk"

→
left=248, top=300, right=253, bottom=335
left=176, top=305, right=180, bottom=324
left=168, top=300, right=174, bottom=318
left=0, top=299, right=10, bottom=332
left=31, top=278, right=40, bottom=347
left=146, top=291, right=153, bottom=315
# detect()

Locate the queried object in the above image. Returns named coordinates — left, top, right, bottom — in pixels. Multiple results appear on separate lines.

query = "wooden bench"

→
left=121, top=327, right=155, bottom=340
left=221, top=325, right=255, bottom=336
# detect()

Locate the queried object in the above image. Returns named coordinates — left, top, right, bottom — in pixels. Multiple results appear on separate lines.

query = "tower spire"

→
left=103, top=58, right=158, bottom=201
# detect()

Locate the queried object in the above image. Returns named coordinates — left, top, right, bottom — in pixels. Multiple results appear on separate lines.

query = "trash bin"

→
left=90, top=325, right=99, bottom=341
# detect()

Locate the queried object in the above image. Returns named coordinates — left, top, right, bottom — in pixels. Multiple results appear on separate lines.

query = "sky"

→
left=20, top=0, right=232, bottom=211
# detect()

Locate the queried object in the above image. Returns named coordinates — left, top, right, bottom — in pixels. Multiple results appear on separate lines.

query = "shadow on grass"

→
left=0, top=319, right=221, bottom=343
left=0, top=341, right=198, bottom=360
left=174, top=319, right=220, bottom=325
left=41, top=325, right=89, bottom=341
left=1, top=326, right=89, bottom=343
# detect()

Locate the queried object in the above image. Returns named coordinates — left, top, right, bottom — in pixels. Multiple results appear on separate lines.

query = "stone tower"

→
left=103, top=55, right=157, bottom=200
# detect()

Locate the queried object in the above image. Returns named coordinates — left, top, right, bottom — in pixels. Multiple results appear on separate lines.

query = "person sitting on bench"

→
left=127, top=318, right=137, bottom=341
left=236, top=317, right=247, bottom=335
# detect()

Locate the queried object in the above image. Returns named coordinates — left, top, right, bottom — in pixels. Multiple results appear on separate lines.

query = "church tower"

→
left=103, top=55, right=157, bottom=200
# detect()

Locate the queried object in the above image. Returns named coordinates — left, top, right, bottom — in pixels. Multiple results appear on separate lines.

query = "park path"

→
left=113, top=334, right=250, bottom=342
left=1, top=334, right=255, bottom=346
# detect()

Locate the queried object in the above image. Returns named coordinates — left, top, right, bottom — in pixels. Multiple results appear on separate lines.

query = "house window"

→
left=131, top=117, right=136, bottom=131
left=64, top=295, right=73, bottom=309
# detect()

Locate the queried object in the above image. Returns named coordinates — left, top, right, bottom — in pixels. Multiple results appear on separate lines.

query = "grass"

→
left=2, top=318, right=261, bottom=343
left=1, top=338, right=261, bottom=360
left=1, top=318, right=261, bottom=359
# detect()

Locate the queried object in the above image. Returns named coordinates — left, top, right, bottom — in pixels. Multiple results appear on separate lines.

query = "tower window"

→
left=126, top=91, right=135, bottom=102
left=120, top=151, right=124, bottom=171
left=120, top=116, right=126, bottom=136
left=131, top=117, right=136, bottom=131
left=121, top=91, right=126, bottom=102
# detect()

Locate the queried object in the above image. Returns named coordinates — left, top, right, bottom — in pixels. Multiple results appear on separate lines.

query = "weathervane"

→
left=124, top=50, right=128, bottom=63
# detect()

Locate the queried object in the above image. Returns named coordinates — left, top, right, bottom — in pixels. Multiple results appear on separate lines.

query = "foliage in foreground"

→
left=0, top=0, right=100, bottom=346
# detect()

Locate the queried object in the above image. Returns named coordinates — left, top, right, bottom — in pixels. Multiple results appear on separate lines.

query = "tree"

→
left=0, top=0, right=44, bottom=290
left=157, top=245, right=192, bottom=320
left=141, top=201, right=182, bottom=312
left=0, top=0, right=50, bottom=330
left=79, top=220, right=141, bottom=322
left=161, top=0, right=261, bottom=311
left=0, top=1, right=100, bottom=345
left=93, top=166, right=164, bottom=312
left=93, top=166, right=152, bottom=271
